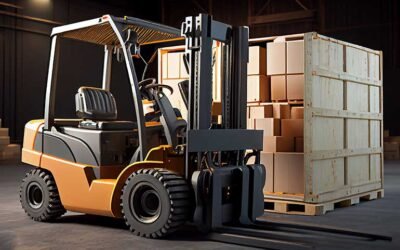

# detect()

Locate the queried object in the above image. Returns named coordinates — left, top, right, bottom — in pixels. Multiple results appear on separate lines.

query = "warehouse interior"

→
left=0, top=0, right=399, bottom=249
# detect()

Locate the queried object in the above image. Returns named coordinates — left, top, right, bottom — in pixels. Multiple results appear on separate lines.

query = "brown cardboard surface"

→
left=271, top=75, right=286, bottom=101
left=272, top=103, right=290, bottom=119
left=247, top=75, right=270, bottom=102
left=384, top=142, right=399, bottom=152
left=212, top=102, right=222, bottom=116
left=3, top=144, right=20, bottom=154
left=281, top=119, right=304, bottom=137
left=261, top=152, right=274, bottom=193
left=287, top=74, right=304, bottom=100
left=384, top=151, right=399, bottom=160
left=247, top=119, right=255, bottom=129
left=0, top=128, right=8, bottom=137
left=274, top=152, right=304, bottom=194
left=295, top=137, right=304, bottom=152
left=248, top=46, right=266, bottom=75
left=384, top=136, right=400, bottom=143
left=286, top=40, right=304, bottom=74
left=249, top=104, right=273, bottom=119
left=291, top=107, right=304, bottom=119
left=255, top=118, right=280, bottom=136
left=263, top=136, right=294, bottom=152
left=167, top=52, right=181, bottom=78
left=267, top=42, right=286, bottom=75
left=0, top=136, right=10, bottom=145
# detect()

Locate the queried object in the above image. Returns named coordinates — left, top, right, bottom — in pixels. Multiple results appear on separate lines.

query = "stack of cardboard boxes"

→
left=384, top=130, right=400, bottom=160
left=247, top=38, right=305, bottom=195
left=0, top=119, right=21, bottom=160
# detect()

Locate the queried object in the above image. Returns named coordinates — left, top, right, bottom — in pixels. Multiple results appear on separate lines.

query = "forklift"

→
left=20, top=14, right=391, bottom=248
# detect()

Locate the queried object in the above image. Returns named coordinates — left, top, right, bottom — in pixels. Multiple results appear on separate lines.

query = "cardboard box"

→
left=384, top=151, right=399, bottom=160
left=271, top=75, right=286, bottom=101
left=281, top=119, right=304, bottom=137
left=295, top=137, right=304, bottom=152
left=3, top=144, right=20, bottom=154
left=249, top=104, right=273, bottom=119
left=255, top=118, right=280, bottom=136
left=384, top=142, right=399, bottom=152
left=167, top=52, right=181, bottom=79
left=384, top=136, right=400, bottom=143
left=247, top=119, right=255, bottom=129
left=248, top=46, right=266, bottom=75
left=267, top=42, right=286, bottom=75
left=261, top=152, right=274, bottom=193
left=272, top=103, right=290, bottom=119
left=274, top=153, right=304, bottom=194
left=247, top=75, right=270, bottom=102
left=212, top=102, right=222, bottom=116
left=0, top=144, right=21, bottom=160
left=263, top=136, right=294, bottom=152
left=0, top=136, right=10, bottom=145
left=179, top=53, right=189, bottom=78
left=0, top=128, right=8, bottom=137
left=291, top=107, right=304, bottom=119
left=287, top=74, right=304, bottom=100
left=286, top=40, right=304, bottom=74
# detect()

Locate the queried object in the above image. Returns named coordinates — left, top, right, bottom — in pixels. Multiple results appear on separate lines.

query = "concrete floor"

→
left=0, top=161, right=399, bottom=250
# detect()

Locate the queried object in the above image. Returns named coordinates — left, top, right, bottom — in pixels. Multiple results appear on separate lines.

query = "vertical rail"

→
left=44, top=35, right=60, bottom=131
left=102, top=45, right=113, bottom=90
left=303, top=32, right=314, bottom=202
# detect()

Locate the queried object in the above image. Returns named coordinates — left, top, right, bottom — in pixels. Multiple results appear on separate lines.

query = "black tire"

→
left=20, top=169, right=66, bottom=221
left=121, top=169, right=192, bottom=238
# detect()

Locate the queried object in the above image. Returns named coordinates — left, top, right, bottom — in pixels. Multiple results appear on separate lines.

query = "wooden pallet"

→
left=264, top=189, right=384, bottom=216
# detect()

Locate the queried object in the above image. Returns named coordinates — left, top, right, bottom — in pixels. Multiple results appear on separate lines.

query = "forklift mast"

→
left=181, top=14, right=259, bottom=174
left=181, top=14, right=265, bottom=230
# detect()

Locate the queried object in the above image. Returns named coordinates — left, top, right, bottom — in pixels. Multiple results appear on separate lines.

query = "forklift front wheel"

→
left=121, top=168, right=192, bottom=238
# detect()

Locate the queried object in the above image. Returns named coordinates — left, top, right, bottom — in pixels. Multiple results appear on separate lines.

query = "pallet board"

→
left=264, top=189, right=384, bottom=216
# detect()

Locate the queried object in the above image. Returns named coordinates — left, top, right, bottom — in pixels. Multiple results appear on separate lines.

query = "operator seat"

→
left=75, top=87, right=137, bottom=130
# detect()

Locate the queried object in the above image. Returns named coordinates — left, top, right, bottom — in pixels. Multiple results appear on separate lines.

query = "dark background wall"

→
left=1, top=0, right=399, bottom=142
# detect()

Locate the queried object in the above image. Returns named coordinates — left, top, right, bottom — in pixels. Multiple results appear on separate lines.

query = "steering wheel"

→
left=138, top=78, right=157, bottom=100
left=145, top=83, right=173, bottom=95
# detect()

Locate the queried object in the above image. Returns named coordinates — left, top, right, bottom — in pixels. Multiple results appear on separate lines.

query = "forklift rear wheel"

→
left=121, top=168, right=192, bottom=238
left=20, top=169, right=66, bottom=221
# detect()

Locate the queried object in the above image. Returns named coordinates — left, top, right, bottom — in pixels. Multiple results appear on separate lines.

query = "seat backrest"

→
left=154, top=92, right=186, bottom=147
left=178, top=80, right=189, bottom=108
left=75, top=87, right=117, bottom=121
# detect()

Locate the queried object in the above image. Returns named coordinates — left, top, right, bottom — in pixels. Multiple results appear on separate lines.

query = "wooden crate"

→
left=251, top=32, right=383, bottom=206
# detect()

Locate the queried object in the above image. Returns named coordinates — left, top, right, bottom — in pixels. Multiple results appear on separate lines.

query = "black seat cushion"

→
left=79, top=120, right=137, bottom=130
left=75, top=87, right=117, bottom=120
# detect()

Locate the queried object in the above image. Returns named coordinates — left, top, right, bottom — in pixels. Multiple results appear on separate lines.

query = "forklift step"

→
left=264, top=189, right=384, bottom=216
